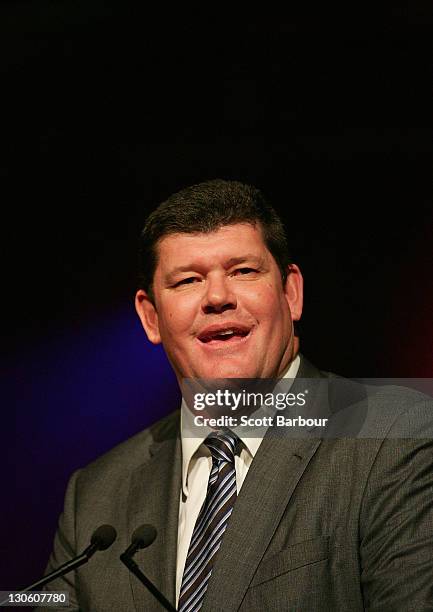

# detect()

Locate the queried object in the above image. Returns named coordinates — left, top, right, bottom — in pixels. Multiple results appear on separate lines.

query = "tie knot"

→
left=204, top=430, right=238, bottom=463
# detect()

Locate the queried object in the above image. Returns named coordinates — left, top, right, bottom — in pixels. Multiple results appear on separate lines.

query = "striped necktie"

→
left=178, top=430, right=239, bottom=612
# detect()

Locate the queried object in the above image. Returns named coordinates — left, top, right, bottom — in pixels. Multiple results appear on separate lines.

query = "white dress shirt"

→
left=176, top=355, right=300, bottom=603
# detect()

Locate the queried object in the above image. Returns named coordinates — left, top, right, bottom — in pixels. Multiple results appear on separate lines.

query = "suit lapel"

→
left=202, top=435, right=322, bottom=611
left=203, top=354, right=326, bottom=612
left=126, top=419, right=181, bottom=611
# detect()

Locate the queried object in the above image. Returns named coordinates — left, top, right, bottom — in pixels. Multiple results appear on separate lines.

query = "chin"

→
left=202, top=365, right=257, bottom=379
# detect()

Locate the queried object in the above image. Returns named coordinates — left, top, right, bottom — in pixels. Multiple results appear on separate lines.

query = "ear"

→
left=283, top=264, right=303, bottom=321
left=135, top=289, right=162, bottom=344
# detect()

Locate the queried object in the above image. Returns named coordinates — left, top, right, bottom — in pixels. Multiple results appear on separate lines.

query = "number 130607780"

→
left=0, top=591, right=69, bottom=607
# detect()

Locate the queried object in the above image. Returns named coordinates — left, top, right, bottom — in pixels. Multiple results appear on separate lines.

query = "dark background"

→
left=2, top=1, right=432, bottom=592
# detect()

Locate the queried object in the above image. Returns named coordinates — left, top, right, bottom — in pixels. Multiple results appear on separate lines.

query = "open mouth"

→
left=197, top=326, right=251, bottom=344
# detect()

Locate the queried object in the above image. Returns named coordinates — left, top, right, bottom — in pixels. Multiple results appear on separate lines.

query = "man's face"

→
left=135, top=223, right=303, bottom=381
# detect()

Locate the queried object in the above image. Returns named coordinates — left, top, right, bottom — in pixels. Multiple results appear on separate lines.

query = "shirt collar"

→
left=180, top=354, right=300, bottom=498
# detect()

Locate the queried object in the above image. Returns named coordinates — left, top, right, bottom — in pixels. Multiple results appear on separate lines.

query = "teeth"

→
left=199, top=327, right=248, bottom=342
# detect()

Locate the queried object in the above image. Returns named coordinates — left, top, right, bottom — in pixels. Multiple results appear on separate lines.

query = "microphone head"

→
left=91, top=524, right=117, bottom=551
left=131, top=524, right=157, bottom=549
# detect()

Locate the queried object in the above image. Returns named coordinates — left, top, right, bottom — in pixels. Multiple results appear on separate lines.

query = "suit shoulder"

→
left=326, top=374, right=432, bottom=439
left=76, top=410, right=180, bottom=485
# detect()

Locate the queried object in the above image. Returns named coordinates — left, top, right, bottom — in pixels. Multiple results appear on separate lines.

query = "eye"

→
left=173, top=277, right=200, bottom=287
left=233, top=267, right=258, bottom=276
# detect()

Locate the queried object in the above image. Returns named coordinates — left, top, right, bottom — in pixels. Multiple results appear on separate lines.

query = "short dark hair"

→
left=138, top=179, right=292, bottom=302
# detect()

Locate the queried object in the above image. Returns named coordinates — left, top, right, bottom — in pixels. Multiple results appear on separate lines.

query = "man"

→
left=43, top=179, right=433, bottom=610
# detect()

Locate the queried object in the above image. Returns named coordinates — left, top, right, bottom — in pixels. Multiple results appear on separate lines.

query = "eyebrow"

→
left=224, top=255, right=265, bottom=267
left=165, top=255, right=266, bottom=282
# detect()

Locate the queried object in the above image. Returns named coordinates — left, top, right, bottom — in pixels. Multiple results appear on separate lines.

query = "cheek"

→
left=243, top=286, right=283, bottom=319
left=258, top=296, right=291, bottom=335
left=240, top=284, right=268, bottom=304
left=159, top=297, right=196, bottom=336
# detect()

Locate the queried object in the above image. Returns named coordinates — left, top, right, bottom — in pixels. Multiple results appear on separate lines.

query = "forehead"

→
left=155, top=223, right=271, bottom=270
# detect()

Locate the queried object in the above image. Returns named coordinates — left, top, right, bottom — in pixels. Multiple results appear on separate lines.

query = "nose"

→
left=201, top=273, right=237, bottom=314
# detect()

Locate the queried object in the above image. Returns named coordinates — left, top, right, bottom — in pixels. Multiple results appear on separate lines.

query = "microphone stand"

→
left=120, top=552, right=177, bottom=612
left=0, top=542, right=99, bottom=607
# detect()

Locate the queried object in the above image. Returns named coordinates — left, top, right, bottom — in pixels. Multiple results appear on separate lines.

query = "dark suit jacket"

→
left=42, top=357, right=433, bottom=611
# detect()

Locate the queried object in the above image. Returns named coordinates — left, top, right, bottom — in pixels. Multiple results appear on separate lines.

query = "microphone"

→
left=0, top=524, right=117, bottom=601
left=120, top=524, right=177, bottom=612
left=121, top=523, right=157, bottom=559
left=89, top=524, right=117, bottom=550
